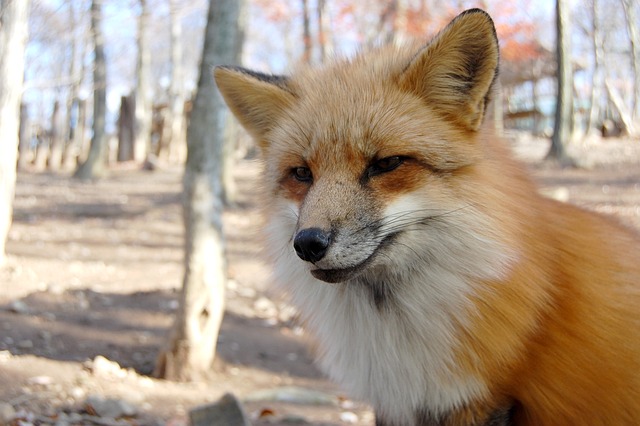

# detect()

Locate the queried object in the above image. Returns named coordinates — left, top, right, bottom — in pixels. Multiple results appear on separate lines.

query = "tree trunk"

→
left=587, top=0, right=604, bottom=135
left=606, top=79, right=636, bottom=136
left=48, top=100, right=64, bottom=171
left=316, top=0, right=332, bottom=62
left=117, top=94, right=135, bottom=162
left=165, top=0, right=186, bottom=164
left=0, top=0, right=30, bottom=265
left=621, top=0, right=639, bottom=123
left=547, top=0, right=574, bottom=166
left=154, top=0, right=244, bottom=381
left=74, top=98, right=88, bottom=164
left=133, top=0, right=152, bottom=163
left=17, top=103, right=30, bottom=170
left=74, top=0, right=107, bottom=180
left=302, top=0, right=312, bottom=64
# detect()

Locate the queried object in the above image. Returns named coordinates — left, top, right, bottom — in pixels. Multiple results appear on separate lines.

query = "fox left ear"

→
left=397, top=9, right=499, bottom=131
left=214, top=66, right=296, bottom=149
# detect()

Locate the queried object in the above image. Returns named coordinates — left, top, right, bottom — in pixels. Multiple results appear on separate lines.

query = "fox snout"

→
left=293, top=227, right=332, bottom=263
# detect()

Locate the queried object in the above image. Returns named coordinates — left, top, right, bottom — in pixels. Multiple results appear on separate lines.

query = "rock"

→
left=8, top=300, right=29, bottom=314
left=339, top=411, right=359, bottom=423
left=17, top=339, right=34, bottom=349
left=85, top=395, right=138, bottom=419
left=0, top=402, right=15, bottom=426
left=27, top=375, right=53, bottom=386
left=87, top=356, right=127, bottom=379
left=189, top=393, right=250, bottom=426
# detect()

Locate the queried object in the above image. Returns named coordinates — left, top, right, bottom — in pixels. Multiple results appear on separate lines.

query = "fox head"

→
left=215, top=9, right=507, bottom=290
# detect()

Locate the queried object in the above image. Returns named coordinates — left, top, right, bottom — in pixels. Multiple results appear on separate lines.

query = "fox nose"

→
left=293, top=228, right=331, bottom=263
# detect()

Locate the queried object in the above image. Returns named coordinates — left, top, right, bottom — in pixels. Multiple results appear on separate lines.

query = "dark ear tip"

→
left=457, top=8, right=493, bottom=22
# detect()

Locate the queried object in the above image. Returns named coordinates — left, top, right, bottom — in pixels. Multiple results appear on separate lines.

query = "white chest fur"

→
left=265, top=199, right=513, bottom=424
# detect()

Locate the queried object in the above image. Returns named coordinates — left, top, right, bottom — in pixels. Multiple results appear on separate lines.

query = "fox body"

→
left=215, top=9, right=640, bottom=426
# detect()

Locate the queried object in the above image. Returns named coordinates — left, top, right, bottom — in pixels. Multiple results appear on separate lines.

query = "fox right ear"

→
left=214, top=66, right=295, bottom=145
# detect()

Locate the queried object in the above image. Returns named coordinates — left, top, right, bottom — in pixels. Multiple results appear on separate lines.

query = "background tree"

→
left=155, top=0, right=245, bottom=381
left=163, top=0, right=187, bottom=163
left=621, top=0, right=639, bottom=133
left=74, top=0, right=107, bottom=180
left=548, top=0, right=574, bottom=165
left=0, top=0, right=30, bottom=265
left=134, top=0, right=153, bottom=163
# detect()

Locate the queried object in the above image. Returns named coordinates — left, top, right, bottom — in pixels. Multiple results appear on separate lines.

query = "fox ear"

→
left=214, top=66, right=295, bottom=146
left=397, top=9, right=499, bottom=131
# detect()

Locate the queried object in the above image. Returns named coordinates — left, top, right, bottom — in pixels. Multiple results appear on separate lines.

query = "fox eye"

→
left=368, top=156, right=404, bottom=177
left=292, top=166, right=313, bottom=182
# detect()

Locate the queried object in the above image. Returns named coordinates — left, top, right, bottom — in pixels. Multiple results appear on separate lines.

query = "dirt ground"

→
left=1, top=133, right=639, bottom=426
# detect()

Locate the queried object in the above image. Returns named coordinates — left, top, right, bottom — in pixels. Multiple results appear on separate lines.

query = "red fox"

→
left=215, top=9, right=640, bottom=426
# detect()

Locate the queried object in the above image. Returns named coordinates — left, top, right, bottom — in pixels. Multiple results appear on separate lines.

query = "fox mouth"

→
left=311, top=265, right=366, bottom=283
left=309, top=233, right=397, bottom=283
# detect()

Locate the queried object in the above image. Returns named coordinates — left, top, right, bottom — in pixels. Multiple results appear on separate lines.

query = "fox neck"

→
left=269, top=215, right=506, bottom=423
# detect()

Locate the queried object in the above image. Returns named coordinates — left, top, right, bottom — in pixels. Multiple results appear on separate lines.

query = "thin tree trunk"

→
left=74, top=0, right=107, bottom=180
left=134, top=0, right=152, bottom=163
left=65, top=22, right=88, bottom=168
left=62, top=0, right=78, bottom=169
left=17, top=103, right=30, bottom=170
left=316, top=0, right=331, bottom=62
left=221, top=0, right=246, bottom=206
left=166, top=0, right=186, bottom=163
left=302, top=0, right=312, bottom=64
left=587, top=0, right=604, bottom=134
left=117, top=94, right=135, bottom=162
left=154, top=0, right=244, bottom=381
left=48, top=100, right=64, bottom=171
left=621, top=0, right=639, bottom=123
left=0, top=0, right=30, bottom=265
left=606, top=79, right=636, bottom=135
left=75, top=98, right=88, bottom=164
left=547, top=0, right=574, bottom=166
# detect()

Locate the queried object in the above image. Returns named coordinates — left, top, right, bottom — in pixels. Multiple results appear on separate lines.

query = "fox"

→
left=214, top=9, right=640, bottom=426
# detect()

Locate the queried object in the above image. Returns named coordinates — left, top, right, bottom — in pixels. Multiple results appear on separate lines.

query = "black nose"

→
left=293, top=228, right=331, bottom=263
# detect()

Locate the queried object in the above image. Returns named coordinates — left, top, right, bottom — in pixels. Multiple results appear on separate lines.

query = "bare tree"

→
left=63, top=0, right=87, bottom=169
left=74, top=0, right=107, bottom=180
left=547, top=0, right=574, bottom=166
left=0, top=0, right=30, bottom=265
left=154, top=0, right=245, bottom=381
left=165, top=0, right=186, bottom=163
left=302, top=0, right=312, bottom=64
left=48, top=99, right=64, bottom=170
left=117, top=94, right=135, bottom=162
left=587, top=0, right=604, bottom=134
left=134, top=0, right=152, bottom=163
left=621, top=0, right=639, bottom=127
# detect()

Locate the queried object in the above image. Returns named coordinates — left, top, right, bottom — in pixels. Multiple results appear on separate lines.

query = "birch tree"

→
left=154, top=0, right=245, bottom=381
left=0, top=0, right=30, bottom=265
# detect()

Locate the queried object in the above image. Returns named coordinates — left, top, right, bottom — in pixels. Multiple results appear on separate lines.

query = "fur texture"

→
left=215, top=9, right=640, bottom=426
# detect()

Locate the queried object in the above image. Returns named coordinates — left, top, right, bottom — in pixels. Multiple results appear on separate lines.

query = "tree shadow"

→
left=0, top=288, right=321, bottom=380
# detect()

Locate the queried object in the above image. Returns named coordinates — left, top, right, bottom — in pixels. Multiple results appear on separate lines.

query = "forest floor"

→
left=1, top=133, right=640, bottom=426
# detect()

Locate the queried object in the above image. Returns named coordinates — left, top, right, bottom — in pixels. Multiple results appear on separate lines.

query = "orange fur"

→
left=215, top=9, right=640, bottom=426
